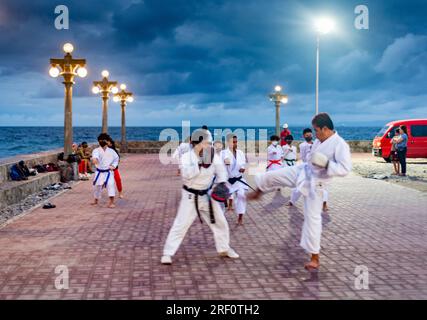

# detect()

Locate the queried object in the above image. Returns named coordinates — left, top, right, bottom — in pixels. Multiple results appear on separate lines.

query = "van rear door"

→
left=409, top=124, right=427, bottom=158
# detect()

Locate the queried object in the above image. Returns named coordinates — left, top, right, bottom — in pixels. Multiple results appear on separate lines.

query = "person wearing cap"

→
left=280, top=123, right=292, bottom=146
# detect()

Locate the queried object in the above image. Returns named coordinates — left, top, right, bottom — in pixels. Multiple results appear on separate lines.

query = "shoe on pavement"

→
left=219, top=248, right=239, bottom=259
left=161, top=255, right=172, bottom=265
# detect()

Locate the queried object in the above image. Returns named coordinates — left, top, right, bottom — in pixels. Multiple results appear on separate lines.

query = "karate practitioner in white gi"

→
left=161, top=129, right=239, bottom=265
left=289, top=128, right=329, bottom=211
left=172, top=137, right=191, bottom=176
left=267, top=135, right=284, bottom=171
left=248, top=113, right=351, bottom=270
left=91, top=133, right=120, bottom=209
left=282, top=135, right=297, bottom=167
left=221, top=134, right=248, bottom=226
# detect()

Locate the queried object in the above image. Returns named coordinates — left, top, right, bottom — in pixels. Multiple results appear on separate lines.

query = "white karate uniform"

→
left=282, top=144, right=297, bottom=167
left=255, top=133, right=351, bottom=254
left=221, top=148, right=248, bottom=215
left=290, top=141, right=329, bottom=204
left=163, top=149, right=232, bottom=257
left=299, top=141, right=313, bottom=163
left=172, top=142, right=191, bottom=170
left=267, top=144, right=284, bottom=171
left=92, top=147, right=119, bottom=199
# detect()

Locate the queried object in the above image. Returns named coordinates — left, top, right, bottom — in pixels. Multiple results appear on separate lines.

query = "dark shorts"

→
left=391, top=150, right=399, bottom=162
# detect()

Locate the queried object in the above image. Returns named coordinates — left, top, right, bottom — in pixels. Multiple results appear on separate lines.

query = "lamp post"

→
left=49, top=43, right=87, bottom=157
left=92, top=70, right=118, bottom=134
left=269, top=85, right=288, bottom=136
left=113, top=84, right=134, bottom=153
left=314, top=18, right=334, bottom=115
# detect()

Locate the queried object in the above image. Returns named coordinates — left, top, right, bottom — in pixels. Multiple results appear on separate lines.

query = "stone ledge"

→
left=0, top=171, right=60, bottom=210
left=0, top=148, right=63, bottom=184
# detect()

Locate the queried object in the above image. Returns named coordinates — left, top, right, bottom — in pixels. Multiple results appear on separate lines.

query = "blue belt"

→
left=93, top=168, right=111, bottom=188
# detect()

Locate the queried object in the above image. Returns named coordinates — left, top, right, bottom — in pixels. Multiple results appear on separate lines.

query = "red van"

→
left=372, top=119, right=427, bottom=162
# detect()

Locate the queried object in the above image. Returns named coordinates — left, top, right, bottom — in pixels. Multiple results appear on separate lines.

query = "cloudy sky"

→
left=0, top=0, right=426, bottom=127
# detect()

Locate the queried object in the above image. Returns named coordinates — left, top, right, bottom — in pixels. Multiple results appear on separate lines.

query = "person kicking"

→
left=161, top=129, right=239, bottom=265
left=91, top=133, right=119, bottom=208
left=289, top=128, right=329, bottom=211
left=248, top=113, right=351, bottom=270
left=221, top=134, right=248, bottom=226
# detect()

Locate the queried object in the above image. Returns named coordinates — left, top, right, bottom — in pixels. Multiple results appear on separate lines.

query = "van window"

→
left=376, top=126, right=390, bottom=137
left=388, top=126, right=400, bottom=139
left=411, top=125, right=427, bottom=137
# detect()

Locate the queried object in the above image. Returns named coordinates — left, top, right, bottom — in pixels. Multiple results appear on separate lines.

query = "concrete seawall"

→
left=0, top=149, right=65, bottom=210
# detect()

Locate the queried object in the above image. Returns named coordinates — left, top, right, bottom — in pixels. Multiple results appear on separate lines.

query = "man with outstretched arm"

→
left=248, top=113, right=352, bottom=270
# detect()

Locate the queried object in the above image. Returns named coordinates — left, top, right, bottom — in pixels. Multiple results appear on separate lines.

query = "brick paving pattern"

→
left=0, top=154, right=426, bottom=300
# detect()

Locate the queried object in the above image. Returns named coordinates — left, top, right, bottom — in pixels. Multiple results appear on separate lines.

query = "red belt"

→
left=267, top=159, right=282, bottom=169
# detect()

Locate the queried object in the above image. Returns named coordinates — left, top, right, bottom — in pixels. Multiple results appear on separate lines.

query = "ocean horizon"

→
left=0, top=126, right=381, bottom=159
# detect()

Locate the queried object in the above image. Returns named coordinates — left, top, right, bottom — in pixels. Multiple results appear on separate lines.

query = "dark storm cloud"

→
left=0, top=0, right=427, bottom=125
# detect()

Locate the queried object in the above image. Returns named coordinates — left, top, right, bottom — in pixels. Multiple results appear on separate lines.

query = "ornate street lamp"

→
left=49, top=43, right=87, bottom=157
left=113, top=84, right=134, bottom=153
left=269, top=85, right=288, bottom=136
left=92, top=70, right=118, bottom=134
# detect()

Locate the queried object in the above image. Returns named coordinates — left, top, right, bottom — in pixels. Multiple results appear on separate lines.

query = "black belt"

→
left=228, top=176, right=243, bottom=185
left=183, top=185, right=215, bottom=224
left=285, top=159, right=296, bottom=166
left=227, top=176, right=256, bottom=191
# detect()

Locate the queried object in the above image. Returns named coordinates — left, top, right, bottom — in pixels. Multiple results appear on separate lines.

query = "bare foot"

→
left=90, top=200, right=98, bottom=206
left=323, top=202, right=328, bottom=212
left=119, top=193, right=124, bottom=199
left=108, top=203, right=116, bottom=209
left=237, top=215, right=244, bottom=225
left=304, top=254, right=320, bottom=271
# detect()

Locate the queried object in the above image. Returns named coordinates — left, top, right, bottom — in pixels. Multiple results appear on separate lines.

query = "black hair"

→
left=312, top=113, right=334, bottom=130
left=400, top=125, right=408, bottom=135
left=285, top=135, right=294, bottom=141
left=270, top=135, right=280, bottom=141
left=191, top=128, right=211, bottom=146
left=97, top=133, right=110, bottom=142
left=202, top=125, right=208, bottom=130
left=226, top=133, right=238, bottom=142
left=303, top=128, right=312, bottom=135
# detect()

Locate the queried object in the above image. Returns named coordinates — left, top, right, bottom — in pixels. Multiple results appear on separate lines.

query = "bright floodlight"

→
left=101, top=70, right=109, bottom=78
left=281, top=97, right=288, bottom=104
left=63, top=43, right=74, bottom=53
left=274, top=85, right=282, bottom=92
left=113, top=96, right=120, bottom=102
left=315, top=18, right=334, bottom=34
left=77, top=67, right=87, bottom=78
left=49, top=66, right=60, bottom=78
left=111, top=86, right=119, bottom=94
left=120, top=84, right=127, bottom=90
left=127, top=96, right=134, bottom=103
left=92, top=86, right=100, bottom=94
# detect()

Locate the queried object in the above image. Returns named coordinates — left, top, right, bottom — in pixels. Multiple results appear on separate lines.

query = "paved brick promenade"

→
left=0, top=154, right=426, bottom=300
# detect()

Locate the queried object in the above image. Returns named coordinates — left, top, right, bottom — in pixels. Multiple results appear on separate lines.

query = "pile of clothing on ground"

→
left=9, top=161, right=59, bottom=181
